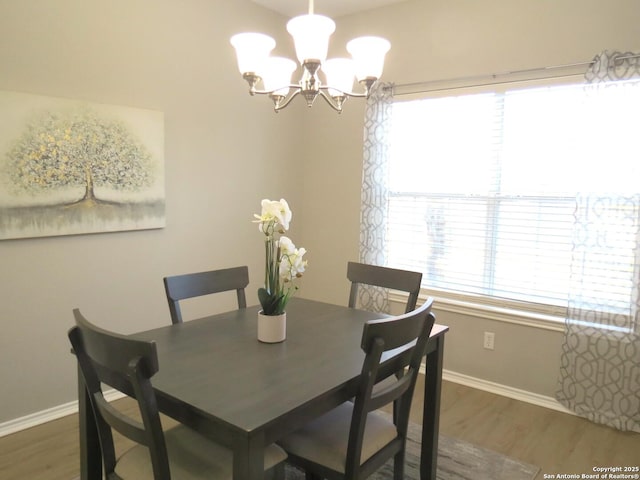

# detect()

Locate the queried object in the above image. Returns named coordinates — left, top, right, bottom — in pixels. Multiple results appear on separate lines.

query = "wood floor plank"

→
left=1, top=379, right=638, bottom=480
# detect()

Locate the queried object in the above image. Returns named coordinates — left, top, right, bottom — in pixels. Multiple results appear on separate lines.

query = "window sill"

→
left=390, top=292, right=566, bottom=332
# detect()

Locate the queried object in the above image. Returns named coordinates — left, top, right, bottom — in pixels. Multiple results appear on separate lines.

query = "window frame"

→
left=385, top=74, right=639, bottom=330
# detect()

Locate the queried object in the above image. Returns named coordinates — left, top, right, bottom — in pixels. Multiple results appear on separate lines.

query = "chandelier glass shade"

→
left=230, top=1, right=390, bottom=113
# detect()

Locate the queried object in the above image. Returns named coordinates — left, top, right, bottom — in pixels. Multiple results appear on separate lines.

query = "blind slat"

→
left=385, top=79, right=640, bottom=315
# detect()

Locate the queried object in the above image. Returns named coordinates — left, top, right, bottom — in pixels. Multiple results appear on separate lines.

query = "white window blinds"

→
left=386, top=78, right=640, bottom=315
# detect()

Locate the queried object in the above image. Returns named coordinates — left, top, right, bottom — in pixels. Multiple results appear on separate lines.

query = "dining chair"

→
left=278, top=298, right=436, bottom=480
left=163, top=265, right=249, bottom=324
left=68, top=308, right=287, bottom=480
left=347, top=261, right=423, bottom=313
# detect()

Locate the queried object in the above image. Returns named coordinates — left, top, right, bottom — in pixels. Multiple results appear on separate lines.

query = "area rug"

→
left=285, top=417, right=540, bottom=480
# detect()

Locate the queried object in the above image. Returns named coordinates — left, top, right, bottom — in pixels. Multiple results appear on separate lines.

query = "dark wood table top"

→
left=131, top=298, right=391, bottom=437
left=80, top=297, right=449, bottom=480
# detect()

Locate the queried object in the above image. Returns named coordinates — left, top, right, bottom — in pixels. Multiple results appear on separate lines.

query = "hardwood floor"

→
left=435, top=381, right=639, bottom=479
left=1, top=378, right=638, bottom=480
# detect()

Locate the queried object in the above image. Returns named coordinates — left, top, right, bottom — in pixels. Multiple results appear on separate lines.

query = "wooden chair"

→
left=68, top=309, right=286, bottom=480
left=347, top=261, right=423, bottom=313
left=278, top=298, right=436, bottom=480
left=163, top=266, right=249, bottom=324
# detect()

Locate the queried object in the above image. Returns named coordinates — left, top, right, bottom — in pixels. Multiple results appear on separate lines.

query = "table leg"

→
left=233, top=433, right=265, bottom=480
left=421, top=335, right=445, bottom=480
left=78, top=364, right=102, bottom=480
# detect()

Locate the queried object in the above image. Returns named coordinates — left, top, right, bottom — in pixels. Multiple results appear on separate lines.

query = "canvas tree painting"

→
left=0, top=91, right=165, bottom=240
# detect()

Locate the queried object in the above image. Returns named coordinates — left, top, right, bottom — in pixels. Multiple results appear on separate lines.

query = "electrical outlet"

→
left=483, top=331, right=495, bottom=350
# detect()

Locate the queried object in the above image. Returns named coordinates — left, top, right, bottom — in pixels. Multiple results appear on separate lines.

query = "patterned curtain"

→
left=357, top=83, right=394, bottom=312
left=556, top=51, right=640, bottom=433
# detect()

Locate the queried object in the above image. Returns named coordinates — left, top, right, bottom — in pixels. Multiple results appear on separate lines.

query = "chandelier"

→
left=230, top=0, right=390, bottom=113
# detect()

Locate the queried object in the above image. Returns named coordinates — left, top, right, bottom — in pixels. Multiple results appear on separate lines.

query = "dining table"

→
left=77, top=297, right=448, bottom=480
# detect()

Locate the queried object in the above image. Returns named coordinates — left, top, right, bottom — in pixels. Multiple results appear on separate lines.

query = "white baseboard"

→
left=439, top=369, right=575, bottom=416
left=0, top=390, right=125, bottom=438
left=1, top=371, right=575, bottom=438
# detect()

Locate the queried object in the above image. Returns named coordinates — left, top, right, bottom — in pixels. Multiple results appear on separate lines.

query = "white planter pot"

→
left=257, top=311, right=286, bottom=343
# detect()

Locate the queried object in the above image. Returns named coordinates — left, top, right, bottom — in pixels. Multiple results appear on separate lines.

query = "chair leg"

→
left=393, top=451, right=405, bottom=480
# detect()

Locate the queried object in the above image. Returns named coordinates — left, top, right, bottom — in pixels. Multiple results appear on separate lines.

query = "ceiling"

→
left=250, top=0, right=409, bottom=18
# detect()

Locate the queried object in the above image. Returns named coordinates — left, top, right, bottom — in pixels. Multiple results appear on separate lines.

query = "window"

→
left=385, top=78, right=640, bottom=319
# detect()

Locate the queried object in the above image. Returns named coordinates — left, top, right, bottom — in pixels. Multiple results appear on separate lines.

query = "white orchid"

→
left=279, top=237, right=307, bottom=281
left=253, top=199, right=307, bottom=315
left=279, top=235, right=296, bottom=254
left=288, top=248, right=308, bottom=278
left=254, top=198, right=292, bottom=234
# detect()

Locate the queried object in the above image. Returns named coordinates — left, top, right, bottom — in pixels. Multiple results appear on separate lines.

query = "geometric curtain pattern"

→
left=356, top=83, right=394, bottom=313
left=556, top=51, right=640, bottom=432
left=584, top=49, right=640, bottom=83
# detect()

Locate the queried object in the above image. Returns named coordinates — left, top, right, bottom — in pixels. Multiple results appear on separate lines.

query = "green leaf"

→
left=257, top=287, right=271, bottom=310
left=258, top=287, right=286, bottom=315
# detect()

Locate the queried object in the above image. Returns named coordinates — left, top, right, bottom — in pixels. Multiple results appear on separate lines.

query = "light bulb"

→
left=230, top=33, right=276, bottom=75
left=261, top=57, right=297, bottom=96
left=323, top=58, right=355, bottom=96
left=346, top=36, right=391, bottom=81
left=286, top=14, right=336, bottom=64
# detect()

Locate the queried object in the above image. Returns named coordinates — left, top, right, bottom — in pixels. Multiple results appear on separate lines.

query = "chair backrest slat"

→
left=94, top=395, right=149, bottom=445
left=367, top=372, right=414, bottom=412
left=163, top=266, right=249, bottom=324
left=347, top=261, right=422, bottom=313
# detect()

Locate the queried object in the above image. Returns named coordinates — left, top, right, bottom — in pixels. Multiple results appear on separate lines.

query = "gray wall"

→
left=0, top=0, right=308, bottom=424
left=1, top=0, right=639, bottom=425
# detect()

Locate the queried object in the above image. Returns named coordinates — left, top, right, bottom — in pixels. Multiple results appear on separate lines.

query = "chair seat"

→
left=116, top=424, right=287, bottom=479
left=278, top=402, right=398, bottom=474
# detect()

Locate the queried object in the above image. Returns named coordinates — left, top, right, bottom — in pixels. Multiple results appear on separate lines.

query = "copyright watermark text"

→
left=542, top=466, right=640, bottom=479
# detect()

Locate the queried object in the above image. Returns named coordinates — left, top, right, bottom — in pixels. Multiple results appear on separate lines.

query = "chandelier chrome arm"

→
left=317, top=89, right=347, bottom=113
left=240, top=74, right=302, bottom=111
left=269, top=88, right=301, bottom=112
left=240, top=72, right=377, bottom=113
left=316, top=81, right=373, bottom=112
